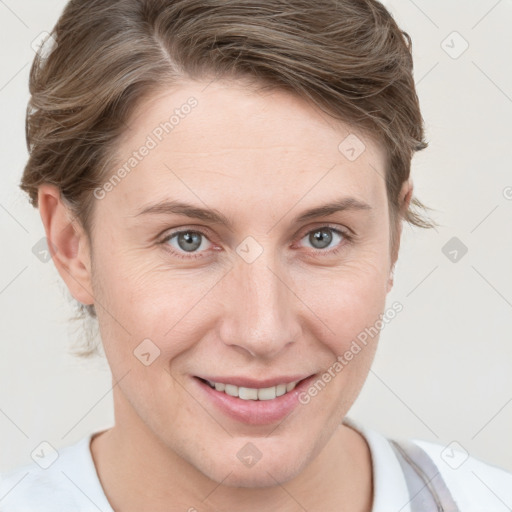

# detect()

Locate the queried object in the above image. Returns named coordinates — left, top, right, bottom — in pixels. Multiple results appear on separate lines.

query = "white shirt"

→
left=1, top=417, right=511, bottom=511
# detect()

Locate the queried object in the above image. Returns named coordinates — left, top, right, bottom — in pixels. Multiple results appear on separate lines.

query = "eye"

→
left=298, top=225, right=350, bottom=254
left=161, top=229, right=213, bottom=259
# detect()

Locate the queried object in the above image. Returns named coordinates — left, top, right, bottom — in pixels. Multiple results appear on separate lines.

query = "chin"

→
left=212, top=459, right=305, bottom=489
left=192, top=439, right=309, bottom=489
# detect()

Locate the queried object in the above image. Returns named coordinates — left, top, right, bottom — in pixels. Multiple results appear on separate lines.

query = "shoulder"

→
left=0, top=434, right=112, bottom=512
left=343, top=416, right=512, bottom=512
left=411, top=438, right=512, bottom=511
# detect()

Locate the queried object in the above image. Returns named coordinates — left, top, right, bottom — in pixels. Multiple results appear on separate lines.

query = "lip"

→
left=193, top=374, right=317, bottom=426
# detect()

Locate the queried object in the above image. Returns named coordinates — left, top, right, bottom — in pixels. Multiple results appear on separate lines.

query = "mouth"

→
left=193, top=374, right=317, bottom=425
left=196, top=377, right=303, bottom=401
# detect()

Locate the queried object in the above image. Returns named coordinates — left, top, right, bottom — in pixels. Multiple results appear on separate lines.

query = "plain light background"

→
left=1, top=0, right=511, bottom=477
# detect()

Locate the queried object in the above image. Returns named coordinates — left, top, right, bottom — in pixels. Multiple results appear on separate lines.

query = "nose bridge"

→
left=219, top=249, right=300, bottom=358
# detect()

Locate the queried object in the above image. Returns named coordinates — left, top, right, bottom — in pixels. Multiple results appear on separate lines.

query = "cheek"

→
left=91, top=242, right=222, bottom=361
left=292, top=255, right=390, bottom=349
left=291, top=263, right=388, bottom=413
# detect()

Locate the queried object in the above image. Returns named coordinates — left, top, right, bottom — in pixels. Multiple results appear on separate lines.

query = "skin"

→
left=38, top=78, right=412, bottom=512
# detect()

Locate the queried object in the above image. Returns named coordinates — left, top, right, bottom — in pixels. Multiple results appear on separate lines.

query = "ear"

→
left=37, top=184, right=94, bottom=306
left=387, top=179, right=414, bottom=293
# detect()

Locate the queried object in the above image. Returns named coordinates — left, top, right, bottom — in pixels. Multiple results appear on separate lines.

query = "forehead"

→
left=105, top=79, right=388, bottom=218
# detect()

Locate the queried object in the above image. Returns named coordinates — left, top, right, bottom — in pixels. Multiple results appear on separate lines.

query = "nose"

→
left=216, top=251, right=302, bottom=359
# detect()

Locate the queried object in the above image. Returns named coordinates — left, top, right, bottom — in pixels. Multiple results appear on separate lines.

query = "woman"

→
left=1, top=0, right=510, bottom=510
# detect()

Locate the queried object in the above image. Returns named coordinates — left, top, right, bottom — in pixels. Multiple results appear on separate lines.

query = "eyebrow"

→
left=133, top=196, right=372, bottom=228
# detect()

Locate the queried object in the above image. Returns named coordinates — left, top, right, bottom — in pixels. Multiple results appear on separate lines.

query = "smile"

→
left=194, top=374, right=317, bottom=425
left=202, top=379, right=300, bottom=400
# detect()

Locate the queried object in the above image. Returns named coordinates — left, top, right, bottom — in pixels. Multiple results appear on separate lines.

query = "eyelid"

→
left=159, top=225, right=215, bottom=243
left=294, top=222, right=352, bottom=243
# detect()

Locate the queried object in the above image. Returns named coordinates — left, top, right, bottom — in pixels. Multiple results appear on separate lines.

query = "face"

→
left=84, top=79, right=399, bottom=487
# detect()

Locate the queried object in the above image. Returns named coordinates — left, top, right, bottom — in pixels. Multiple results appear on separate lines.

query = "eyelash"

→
left=159, top=224, right=354, bottom=260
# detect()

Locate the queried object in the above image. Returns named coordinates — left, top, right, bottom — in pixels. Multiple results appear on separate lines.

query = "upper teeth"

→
left=206, top=380, right=300, bottom=400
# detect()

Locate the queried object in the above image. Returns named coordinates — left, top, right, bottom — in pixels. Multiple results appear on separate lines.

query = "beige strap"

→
left=390, top=439, right=461, bottom=512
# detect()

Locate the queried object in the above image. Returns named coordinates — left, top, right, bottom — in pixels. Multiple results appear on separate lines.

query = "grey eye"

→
left=303, top=228, right=342, bottom=250
left=167, top=231, right=210, bottom=253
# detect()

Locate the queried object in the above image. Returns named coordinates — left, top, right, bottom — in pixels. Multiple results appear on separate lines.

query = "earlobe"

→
left=37, top=184, right=94, bottom=306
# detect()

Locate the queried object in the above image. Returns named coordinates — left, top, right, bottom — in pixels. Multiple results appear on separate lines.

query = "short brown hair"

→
left=20, top=0, right=436, bottom=355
